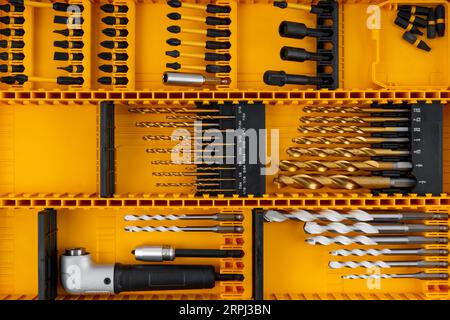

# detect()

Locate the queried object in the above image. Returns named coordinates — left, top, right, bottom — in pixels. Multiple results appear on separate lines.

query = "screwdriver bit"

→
left=125, top=225, right=244, bottom=234
left=166, top=50, right=231, bottom=61
left=0, top=52, right=24, bottom=60
left=394, top=16, right=423, bottom=35
left=306, top=235, right=448, bottom=245
left=273, top=175, right=416, bottom=190
left=56, top=76, right=84, bottom=85
left=100, top=41, right=129, bottom=49
left=292, top=136, right=410, bottom=145
left=264, top=209, right=449, bottom=223
left=99, top=64, right=129, bottom=73
left=342, top=272, right=449, bottom=280
left=279, top=21, right=331, bottom=39
left=166, top=38, right=231, bottom=50
left=304, top=221, right=448, bottom=234
left=98, top=77, right=128, bottom=85
left=54, top=52, right=84, bottom=61
left=102, top=28, right=128, bottom=37
left=402, top=31, right=431, bottom=51
left=0, top=28, right=24, bottom=36
left=0, top=40, right=24, bottom=48
left=398, top=11, right=427, bottom=28
left=298, top=125, right=409, bottom=134
left=286, top=147, right=409, bottom=158
left=57, top=65, right=84, bottom=73
left=330, top=248, right=450, bottom=257
left=125, top=213, right=243, bottom=221
left=98, top=52, right=128, bottom=61
left=398, top=5, right=431, bottom=16
left=12, top=1, right=85, bottom=12
left=300, top=116, right=410, bottom=124
left=329, top=260, right=448, bottom=269
left=303, top=105, right=410, bottom=114
left=274, top=1, right=326, bottom=14
left=54, top=29, right=84, bottom=37
left=427, top=10, right=437, bottom=39
left=102, top=16, right=129, bottom=25
left=163, top=72, right=231, bottom=86
left=279, top=160, right=413, bottom=173
left=166, top=62, right=231, bottom=74
left=54, top=15, right=84, bottom=25
left=53, top=40, right=84, bottom=49
left=167, top=0, right=231, bottom=14
left=167, top=25, right=231, bottom=38
left=264, top=71, right=326, bottom=86
left=281, top=46, right=331, bottom=62
left=0, top=4, right=24, bottom=12
left=0, top=16, right=25, bottom=24
left=167, top=12, right=231, bottom=26
left=0, top=64, right=24, bottom=73
left=436, top=5, right=445, bottom=37
left=100, top=4, right=128, bottom=13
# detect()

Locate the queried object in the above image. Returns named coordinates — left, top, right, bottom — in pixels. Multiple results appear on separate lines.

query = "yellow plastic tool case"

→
left=0, top=0, right=449, bottom=301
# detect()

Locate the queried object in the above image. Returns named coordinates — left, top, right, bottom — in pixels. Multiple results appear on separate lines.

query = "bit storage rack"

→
left=0, top=0, right=450, bottom=302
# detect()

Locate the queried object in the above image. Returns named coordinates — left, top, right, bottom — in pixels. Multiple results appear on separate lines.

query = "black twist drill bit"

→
left=0, top=40, right=25, bottom=48
left=100, top=41, right=129, bottom=49
left=167, top=0, right=231, bottom=13
left=0, top=52, right=25, bottom=60
left=264, top=70, right=327, bottom=87
left=54, top=29, right=84, bottom=37
left=98, top=76, right=129, bottom=85
left=102, top=16, right=129, bottom=25
left=0, top=64, right=24, bottom=73
left=100, top=4, right=128, bottom=13
left=166, top=62, right=231, bottom=74
left=99, top=64, right=129, bottom=73
left=394, top=16, right=423, bottom=35
left=54, top=52, right=84, bottom=61
left=166, top=38, right=231, bottom=50
left=53, top=40, right=84, bottom=49
left=436, top=5, right=445, bottom=37
left=98, top=52, right=129, bottom=61
left=402, top=31, right=431, bottom=52
left=54, top=16, right=84, bottom=25
left=0, top=16, right=25, bottom=25
left=280, top=47, right=331, bottom=62
left=102, top=28, right=128, bottom=37
left=279, top=21, right=331, bottom=39
left=398, top=11, right=427, bottom=28
left=0, top=28, right=25, bottom=36
left=57, top=65, right=84, bottom=73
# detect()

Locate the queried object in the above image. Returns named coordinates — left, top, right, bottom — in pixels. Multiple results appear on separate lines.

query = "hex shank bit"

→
left=125, top=225, right=244, bottom=233
left=124, top=213, right=244, bottom=221
left=306, top=236, right=448, bottom=245
left=279, top=160, right=413, bottom=173
left=342, top=272, right=449, bottom=280
left=330, top=248, right=450, bottom=257
left=304, top=222, right=448, bottom=234
left=329, top=260, right=448, bottom=269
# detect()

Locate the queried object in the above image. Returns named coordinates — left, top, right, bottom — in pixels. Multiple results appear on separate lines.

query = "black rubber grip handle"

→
left=114, top=264, right=216, bottom=293
left=205, top=16, right=231, bottom=26
left=204, top=52, right=231, bottom=61
left=206, top=29, right=231, bottom=38
left=206, top=4, right=231, bottom=13
left=205, top=40, right=231, bottom=50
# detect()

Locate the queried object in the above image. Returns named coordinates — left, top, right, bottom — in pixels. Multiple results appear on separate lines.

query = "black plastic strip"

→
left=252, top=209, right=264, bottom=300
left=100, top=101, right=115, bottom=197
left=38, top=208, right=57, bottom=301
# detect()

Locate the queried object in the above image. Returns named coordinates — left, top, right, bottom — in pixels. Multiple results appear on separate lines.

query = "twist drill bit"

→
left=274, top=175, right=416, bottom=190
left=342, top=272, right=449, bottom=280
left=152, top=172, right=219, bottom=177
left=137, top=122, right=219, bottom=128
left=264, top=209, right=449, bottom=223
left=286, top=147, right=410, bottom=158
left=166, top=115, right=234, bottom=120
left=128, top=107, right=219, bottom=114
left=300, top=116, right=409, bottom=124
left=298, top=126, right=409, bottom=134
left=329, top=260, right=448, bottom=269
left=125, top=213, right=243, bottom=221
left=304, top=222, right=448, bottom=235
left=302, top=106, right=410, bottom=114
left=306, top=236, right=448, bottom=245
left=330, top=248, right=450, bottom=257
left=292, top=136, right=410, bottom=145
left=279, top=160, right=413, bottom=173
left=125, top=225, right=244, bottom=233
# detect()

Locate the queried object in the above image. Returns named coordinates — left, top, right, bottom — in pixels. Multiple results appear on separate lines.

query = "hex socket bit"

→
left=264, top=70, right=325, bottom=86
left=279, top=21, right=330, bottom=39
left=280, top=47, right=331, bottom=62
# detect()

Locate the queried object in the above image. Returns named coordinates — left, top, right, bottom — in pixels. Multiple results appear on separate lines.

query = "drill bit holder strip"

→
left=100, top=101, right=115, bottom=197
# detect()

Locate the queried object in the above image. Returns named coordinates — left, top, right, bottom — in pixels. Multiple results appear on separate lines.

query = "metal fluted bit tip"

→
left=167, top=38, right=181, bottom=46
left=342, top=274, right=393, bottom=279
left=167, top=12, right=181, bottom=20
left=304, top=221, right=380, bottom=234
left=330, top=249, right=391, bottom=256
left=167, top=0, right=181, bottom=8
left=329, top=261, right=391, bottom=269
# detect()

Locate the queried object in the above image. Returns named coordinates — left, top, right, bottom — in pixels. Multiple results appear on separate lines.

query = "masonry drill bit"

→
left=300, top=116, right=409, bottom=124
left=125, top=213, right=243, bottom=221
left=302, top=106, right=410, bottom=114
left=298, top=126, right=409, bottom=134
left=306, top=236, right=448, bottom=245
left=330, top=248, right=450, bottom=257
left=304, top=222, right=448, bottom=234
left=292, top=136, right=410, bottom=145
left=286, top=147, right=410, bottom=158
left=128, top=107, right=219, bottom=114
left=264, top=209, right=449, bottom=223
left=329, top=260, right=448, bottom=269
left=342, top=272, right=449, bottom=280
left=279, top=160, right=413, bottom=173
left=125, top=225, right=244, bottom=234
left=136, top=122, right=219, bottom=128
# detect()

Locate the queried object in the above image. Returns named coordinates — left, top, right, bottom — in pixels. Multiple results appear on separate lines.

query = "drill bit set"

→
left=98, top=3, right=129, bottom=86
left=394, top=5, right=446, bottom=52
left=264, top=0, right=338, bottom=89
left=164, top=0, right=232, bottom=87
left=265, top=209, right=450, bottom=281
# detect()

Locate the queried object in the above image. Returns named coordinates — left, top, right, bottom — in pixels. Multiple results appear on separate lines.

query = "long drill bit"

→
left=273, top=175, right=416, bottom=190
left=125, top=213, right=243, bottom=221
left=305, top=236, right=448, bottom=245
left=330, top=248, right=450, bottom=257
left=128, top=107, right=219, bottom=114
left=279, top=160, right=413, bottom=173
left=300, top=116, right=410, bottom=124
left=125, top=225, right=244, bottom=233
left=264, top=209, right=449, bottom=222
left=152, top=172, right=220, bottom=177
left=329, top=260, right=449, bottom=269
left=298, top=126, right=409, bottom=134
left=166, top=115, right=235, bottom=120
left=286, top=147, right=410, bottom=158
left=342, top=272, right=449, bottom=280
left=303, top=106, right=410, bottom=114
left=136, top=122, right=219, bottom=128
left=304, top=221, right=449, bottom=234
left=292, top=136, right=410, bottom=145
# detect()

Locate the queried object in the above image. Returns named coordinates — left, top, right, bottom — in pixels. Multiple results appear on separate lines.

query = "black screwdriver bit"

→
left=264, top=70, right=326, bottom=86
left=167, top=25, right=231, bottom=38
left=54, top=15, right=84, bottom=25
left=52, top=2, right=85, bottom=12
left=100, top=4, right=128, bottom=13
left=167, top=0, right=231, bottom=13
left=1, top=75, right=18, bottom=84
left=279, top=21, right=331, bottom=39
left=0, top=52, right=24, bottom=60
left=57, top=65, right=84, bottom=73
left=54, top=40, right=84, bottom=49
left=100, top=41, right=129, bottom=49
left=0, top=40, right=25, bottom=48
left=0, top=4, right=25, bottom=12
left=4, top=73, right=26, bottom=84
left=99, top=64, right=129, bottom=73
left=54, top=28, right=84, bottom=37
left=0, top=16, right=25, bottom=24
left=98, top=52, right=129, bottom=61
left=102, top=28, right=128, bottom=37
left=436, top=5, right=445, bottom=37
left=402, top=31, right=431, bottom=52
left=54, top=52, right=84, bottom=61
left=398, top=5, right=431, bottom=16
left=102, top=16, right=129, bottom=25
left=0, top=28, right=24, bottom=36
left=427, top=10, right=437, bottom=39
left=166, top=50, right=231, bottom=61
left=57, top=76, right=84, bottom=85
left=0, top=64, right=24, bottom=73
left=280, top=47, right=331, bottom=62
left=273, top=1, right=326, bottom=14
left=98, top=76, right=128, bottom=85
left=166, top=62, right=231, bottom=74
left=166, top=38, right=231, bottom=50
left=397, top=11, right=427, bottom=28
left=394, top=16, right=423, bottom=35
left=167, top=12, right=231, bottom=26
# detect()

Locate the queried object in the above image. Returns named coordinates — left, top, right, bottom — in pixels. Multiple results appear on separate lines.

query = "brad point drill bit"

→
left=273, top=1, right=325, bottom=14
left=302, top=105, right=410, bottom=114
left=125, top=213, right=244, bottom=221
left=273, top=175, right=416, bottom=190
left=292, top=136, right=410, bottom=145
left=167, top=62, right=231, bottom=74
left=166, top=50, right=231, bottom=61
left=99, top=65, right=129, bottom=73
left=100, top=41, right=129, bottom=49
left=125, top=225, right=244, bottom=234
left=102, top=16, right=129, bottom=25
left=102, top=28, right=128, bottom=37
left=330, top=248, right=450, bottom=257
left=167, top=12, right=231, bottom=26
left=167, top=38, right=231, bottom=50
left=304, top=221, right=448, bottom=235
left=280, top=160, right=413, bottom=173
left=402, top=31, right=431, bottom=52
left=298, top=125, right=409, bottom=134
left=57, top=65, right=84, bottom=73
left=264, top=209, right=449, bottom=223
left=167, top=25, right=231, bottom=38
left=329, top=260, right=448, bottom=269
left=98, top=77, right=128, bottom=85
left=306, top=235, right=448, bottom=245
left=342, top=272, right=449, bottom=280
left=100, top=4, right=128, bottom=13
left=286, top=147, right=410, bottom=158
left=98, top=52, right=128, bottom=61
left=300, top=116, right=410, bottom=124
left=54, top=28, right=84, bottom=37
left=167, top=0, right=231, bottom=14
